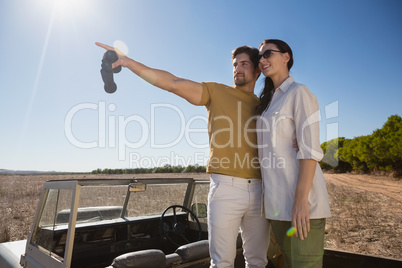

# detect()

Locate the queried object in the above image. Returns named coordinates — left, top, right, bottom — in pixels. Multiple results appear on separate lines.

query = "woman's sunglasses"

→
left=258, top=49, right=282, bottom=61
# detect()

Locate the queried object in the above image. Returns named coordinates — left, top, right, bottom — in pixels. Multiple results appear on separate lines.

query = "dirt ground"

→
left=323, top=173, right=401, bottom=260
left=0, top=172, right=401, bottom=260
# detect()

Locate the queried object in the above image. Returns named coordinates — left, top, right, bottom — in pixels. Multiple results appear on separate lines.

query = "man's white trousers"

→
left=208, top=173, right=270, bottom=268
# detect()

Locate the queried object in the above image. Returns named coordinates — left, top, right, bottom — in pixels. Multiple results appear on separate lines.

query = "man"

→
left=96, top=42, right=270, bottom=268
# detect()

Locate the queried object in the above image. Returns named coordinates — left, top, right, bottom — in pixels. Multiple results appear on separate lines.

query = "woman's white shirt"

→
left=257, top=76, right=331, bottom=221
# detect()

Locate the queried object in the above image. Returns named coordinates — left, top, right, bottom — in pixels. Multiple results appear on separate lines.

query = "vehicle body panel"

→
left=0, top=240, right=26, bottom=268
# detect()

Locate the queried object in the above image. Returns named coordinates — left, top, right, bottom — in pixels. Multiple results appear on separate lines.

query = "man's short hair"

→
left=232, top=46, right=260, bottom=70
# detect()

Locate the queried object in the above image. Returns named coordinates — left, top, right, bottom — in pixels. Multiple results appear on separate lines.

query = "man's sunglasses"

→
left=258, top=49, right=282, bottom=61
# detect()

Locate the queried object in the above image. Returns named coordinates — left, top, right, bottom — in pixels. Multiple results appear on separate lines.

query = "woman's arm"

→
left=95, top=42, right=203, bottom=105
left=291, top=85, right=323, bottom=240
left=292, top=159, right=317, bottom=240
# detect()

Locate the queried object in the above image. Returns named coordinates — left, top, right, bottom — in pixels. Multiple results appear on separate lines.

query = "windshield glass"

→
left=76, top=182, right=189, bottom=221
left=126, top=183, right=188, bottom=217
left=54, top=182, right=190, bottom=224
left=31, top=188, right=73, bottom=261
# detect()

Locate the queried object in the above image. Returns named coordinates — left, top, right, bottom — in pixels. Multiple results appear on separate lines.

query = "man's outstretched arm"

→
left=96, top=42, right=203, bottom=105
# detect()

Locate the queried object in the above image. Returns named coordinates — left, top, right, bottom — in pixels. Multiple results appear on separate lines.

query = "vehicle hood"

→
left=0, top=240, right=26, bottom=268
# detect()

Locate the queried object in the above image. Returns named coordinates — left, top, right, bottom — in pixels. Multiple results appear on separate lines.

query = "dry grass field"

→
left=0, top=172, right=401, bottom=260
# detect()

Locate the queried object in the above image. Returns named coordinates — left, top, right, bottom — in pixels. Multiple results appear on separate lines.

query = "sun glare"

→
left=38, top=0, right=93, bottom=18
left=54, top=0, right=89, bottom=12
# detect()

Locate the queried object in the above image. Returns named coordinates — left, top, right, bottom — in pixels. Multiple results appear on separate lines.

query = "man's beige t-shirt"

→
left=199, top=82, right=261, bottom=179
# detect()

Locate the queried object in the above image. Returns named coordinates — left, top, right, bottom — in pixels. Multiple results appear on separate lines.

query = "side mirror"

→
left=191, top=203, right=207, bottom=218
left=129, top=183, right=146, bottom=192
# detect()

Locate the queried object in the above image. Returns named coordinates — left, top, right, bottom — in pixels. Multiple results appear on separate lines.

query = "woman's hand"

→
left=292, top=198, right=310, bottom=240
left=95, top=42, right=129, bottom=68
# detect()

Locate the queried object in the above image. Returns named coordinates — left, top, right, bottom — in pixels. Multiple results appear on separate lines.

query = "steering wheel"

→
left=160, top=205, right=202, bottom=247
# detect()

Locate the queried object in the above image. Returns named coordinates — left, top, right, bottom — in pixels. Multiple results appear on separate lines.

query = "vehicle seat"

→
left=108, top=240, right=211, bottom=268
left=108, top=249, right=166, bottom=268
left=174, top=240, right=210, bottom=263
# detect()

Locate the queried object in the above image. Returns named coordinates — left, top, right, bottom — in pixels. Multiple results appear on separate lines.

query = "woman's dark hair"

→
left=256, top=39, right=293, bottom=115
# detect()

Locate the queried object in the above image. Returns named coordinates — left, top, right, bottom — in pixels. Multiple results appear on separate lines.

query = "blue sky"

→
left=0, top=0, right=401, bottom=172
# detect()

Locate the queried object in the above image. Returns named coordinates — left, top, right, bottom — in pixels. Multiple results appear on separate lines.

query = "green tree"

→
left=371, top=115, right=402, bottom=175
left=339, top=137, right=369, bottom=173
left=337, top=115, right=402, bottom=177
left=320, top=137, right=352, bottom=173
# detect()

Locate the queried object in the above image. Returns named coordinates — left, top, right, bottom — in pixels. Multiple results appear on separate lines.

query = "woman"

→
left=256, top=39, right=331, bottom=268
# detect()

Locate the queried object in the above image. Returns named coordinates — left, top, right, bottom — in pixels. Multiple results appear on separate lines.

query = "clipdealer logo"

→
left=64, top=101, right=209, bottom=161
left=64, top=100, right=339, bottom=167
